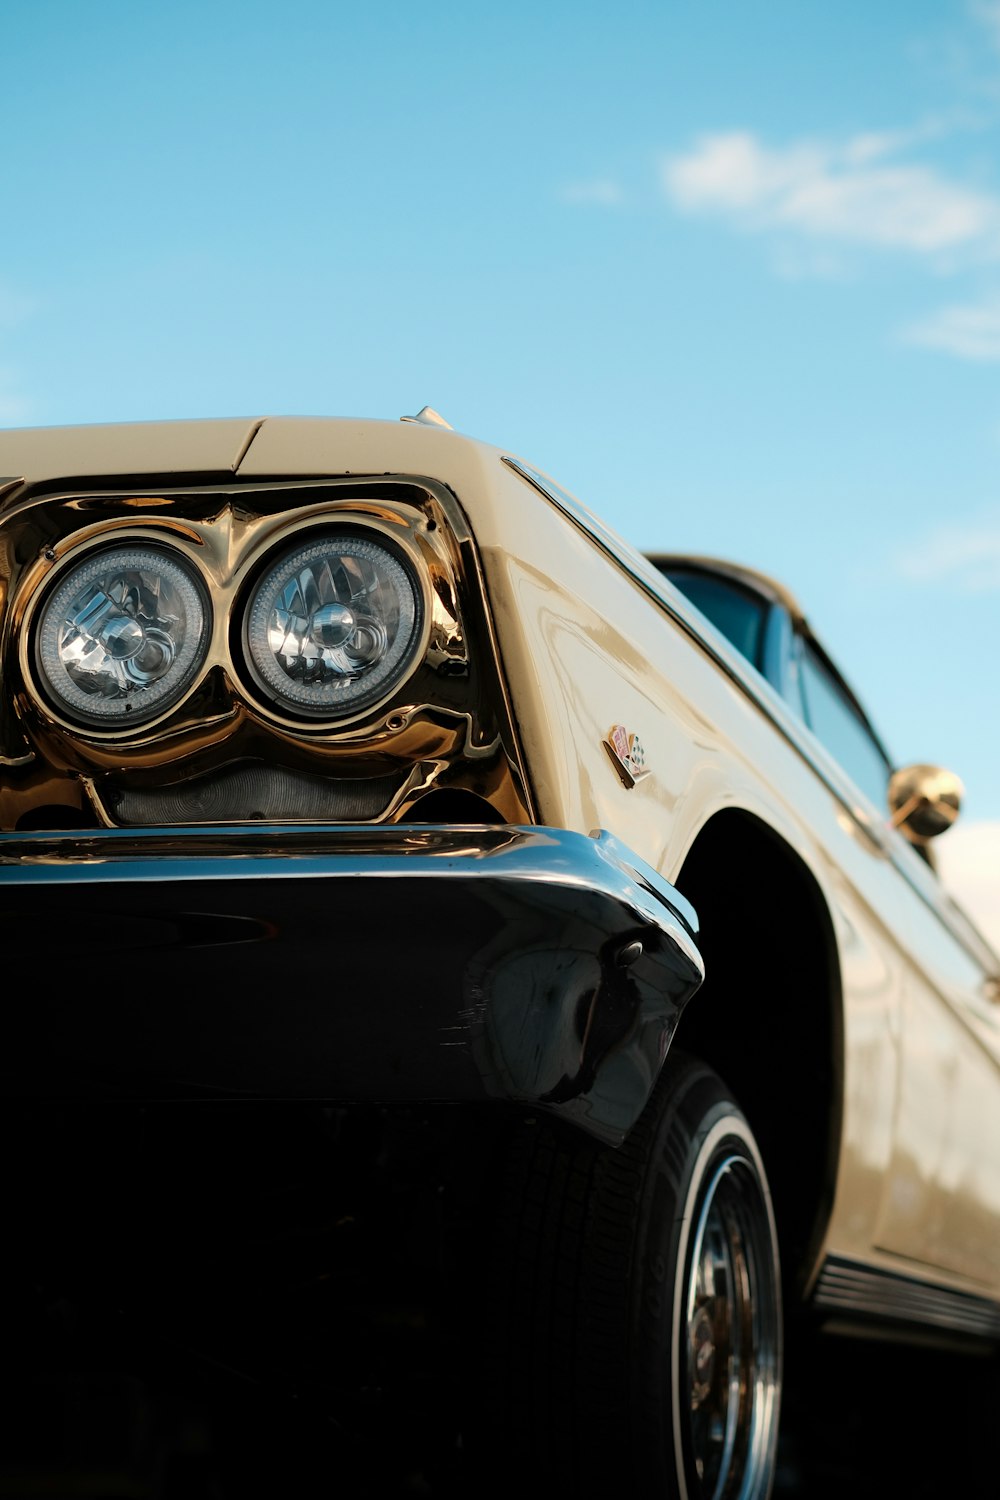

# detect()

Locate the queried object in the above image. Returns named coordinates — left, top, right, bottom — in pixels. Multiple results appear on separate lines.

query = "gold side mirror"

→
left=888, top=764, right=964, bottom=843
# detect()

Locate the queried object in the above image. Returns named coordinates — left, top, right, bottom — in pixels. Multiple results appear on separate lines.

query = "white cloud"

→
left=894, top=509, right=1000, bottom=591
left=559, top=179, right=623, bottom=207
left=903, top=293, right=1000, bottom=358
left=935, top=819, right=1000, bottom=954
left=662, top=130, right=1000, bottom=257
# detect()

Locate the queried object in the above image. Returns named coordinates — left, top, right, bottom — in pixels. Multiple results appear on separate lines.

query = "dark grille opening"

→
left=107, top=761, right=408, bottom=826
left=15, top=804, right=100, bottom=833
left=400, top=788, right=506, bottom=824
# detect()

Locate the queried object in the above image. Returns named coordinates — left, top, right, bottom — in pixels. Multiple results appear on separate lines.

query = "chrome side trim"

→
left=501, top=456, right=999, bottom=977
left=813, top=1255, right=1000, bottom=1342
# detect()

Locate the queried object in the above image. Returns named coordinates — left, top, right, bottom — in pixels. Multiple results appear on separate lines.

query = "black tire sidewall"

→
left=625, top=1059, right=781, bottom=1499
left=474, top=1053, right=781, bottom=1500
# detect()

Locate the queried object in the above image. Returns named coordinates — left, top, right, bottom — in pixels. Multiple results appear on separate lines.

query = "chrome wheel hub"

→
left=684, top=1153, right=780, bottom=1499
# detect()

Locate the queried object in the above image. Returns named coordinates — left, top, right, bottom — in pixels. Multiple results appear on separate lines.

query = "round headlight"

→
left=243, top=531, right=423, bottom=719
left=34, top=544, right=210, bottom=728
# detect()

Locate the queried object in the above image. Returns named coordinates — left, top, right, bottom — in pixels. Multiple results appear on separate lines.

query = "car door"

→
left=795, top=634, right=1000, bottom=1290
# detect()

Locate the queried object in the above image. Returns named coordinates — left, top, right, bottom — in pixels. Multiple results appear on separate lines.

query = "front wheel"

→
left=479, top=1053, right=782, bottom=1499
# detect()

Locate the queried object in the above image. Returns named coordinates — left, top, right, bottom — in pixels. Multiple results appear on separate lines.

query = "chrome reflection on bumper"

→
left=0, top=824, right=703, bottom=1145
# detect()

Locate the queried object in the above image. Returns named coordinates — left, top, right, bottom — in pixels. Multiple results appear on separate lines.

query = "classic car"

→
left=0, top=407, right=997, bottom=1498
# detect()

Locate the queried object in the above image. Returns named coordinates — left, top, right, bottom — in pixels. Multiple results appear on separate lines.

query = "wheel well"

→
left=673, top=809, right=843, bottom=1301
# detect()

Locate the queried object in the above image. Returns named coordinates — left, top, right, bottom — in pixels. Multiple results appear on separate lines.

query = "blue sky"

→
left=4, top=1, right=999, bottom=927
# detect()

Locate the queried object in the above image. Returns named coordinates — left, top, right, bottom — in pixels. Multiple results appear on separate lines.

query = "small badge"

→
left=603, top=724, right=648, bottom=789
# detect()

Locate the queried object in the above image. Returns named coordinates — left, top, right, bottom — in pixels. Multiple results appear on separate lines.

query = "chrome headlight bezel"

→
left=240, top=526, right=427, bottom=723
left=30, top=541, right=212, bottom=731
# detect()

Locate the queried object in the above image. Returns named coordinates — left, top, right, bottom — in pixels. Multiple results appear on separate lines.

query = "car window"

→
left=798, top=642, right=890, bottom=809
left=662, top=571, right=768, bottom=672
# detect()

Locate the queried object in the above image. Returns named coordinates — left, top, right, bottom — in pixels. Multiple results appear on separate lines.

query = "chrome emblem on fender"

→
left=603, top=724, right=647, bottom=789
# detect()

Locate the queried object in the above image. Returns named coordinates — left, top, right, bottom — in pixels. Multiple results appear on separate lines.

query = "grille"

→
left=109, top=761, right=407, bottom=826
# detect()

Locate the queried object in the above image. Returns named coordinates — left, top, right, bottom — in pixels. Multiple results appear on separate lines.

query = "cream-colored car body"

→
left=2, top=413, right=998, bottom=1326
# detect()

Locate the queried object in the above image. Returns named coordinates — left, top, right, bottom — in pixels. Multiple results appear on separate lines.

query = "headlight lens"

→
left=34, top=544, right=210, bottom=728
left=244, top=532, right=423, bottom=719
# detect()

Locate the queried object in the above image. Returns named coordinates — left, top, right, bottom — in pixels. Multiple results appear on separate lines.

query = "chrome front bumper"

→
left=0, top=824, right=703, bottom=1145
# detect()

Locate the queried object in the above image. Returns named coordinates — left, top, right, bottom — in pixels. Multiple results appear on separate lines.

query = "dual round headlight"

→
left=34, top=545, right=210, bottom=729
left=32, top=530, right=425, bottom=730
left=243, top=532, right=422, bottom=719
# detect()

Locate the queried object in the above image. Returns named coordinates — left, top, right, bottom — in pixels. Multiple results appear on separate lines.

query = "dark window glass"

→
left=665, top=572, right=767, bottom=670
left=799, top=644, right=890, bottom=809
